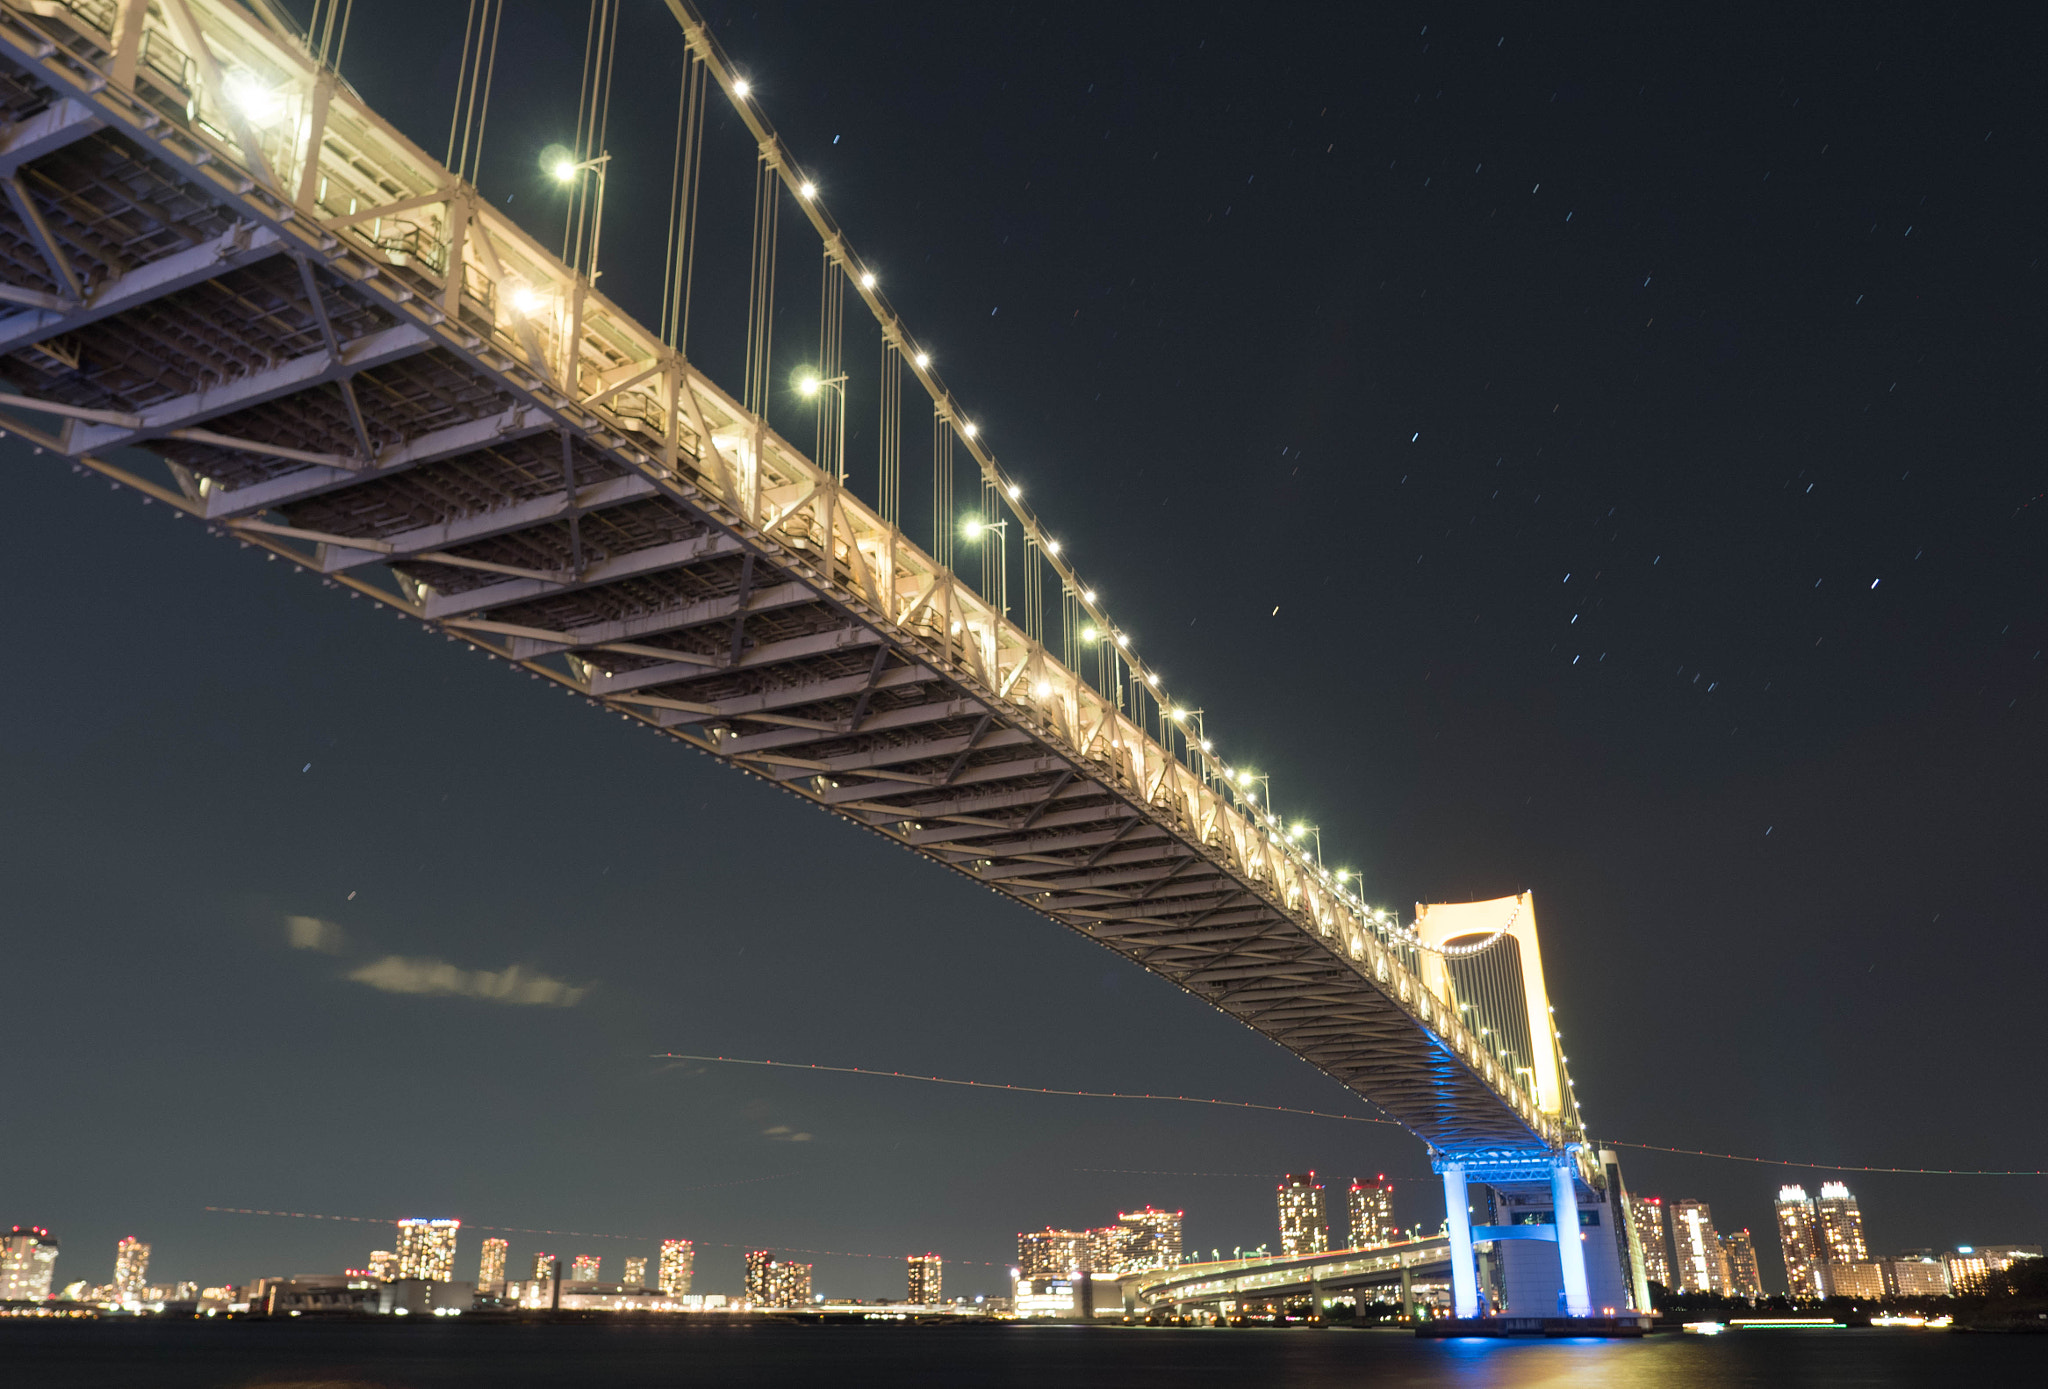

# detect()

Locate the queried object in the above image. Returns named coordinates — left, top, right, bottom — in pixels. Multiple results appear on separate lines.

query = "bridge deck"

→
left=0, top=0, right=1566, bottom=1154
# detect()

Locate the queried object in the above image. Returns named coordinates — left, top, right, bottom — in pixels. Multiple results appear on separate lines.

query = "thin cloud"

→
left=346, top=956, right=589, bottom=1007
left=761, top=1125, right=814, bottom=1142
left=285, top=915, right=348, bottom=954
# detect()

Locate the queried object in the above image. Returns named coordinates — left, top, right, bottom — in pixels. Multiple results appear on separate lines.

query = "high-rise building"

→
left=743, top=1251, right=812, bottom=1308
left=1630, top=1196, right=1673, bottom=1289
left=1946, top=1248, right=1992, bottom=1293
left=1721, top=1229, right=1764, bottom=1299
left=1941, top=1246, right=2039, bottom=1294
left=1816, top=1183, right=1869, bottom=1264
left=1347, top=1178, right=1394, bottom=1250
left=570, top=1255, right=601, bottom=1283
left=529, top=1252, right=554, bottom=1282
left=1, top=1227, right=59, bottom=1302
left=393, top=1219, right=459, bottom=1283
left=1669, top=1200, right=1725, bottom=1294
left=1277, top=1173, right=1328, bottom=1257
left=1775, top=1187, right=1825, bottom=1298
left=477, top=1238, right=508, bottom=1290
left=1881, top=1256, right=1950, bottom=1297
left=658, top=1240, right=694, bottom=1295
left=1118, top=1207, right=1183, bottom=1271
left=1018, top=1229, right=1087, bottom=1280
left=1825, top=1262, right=1886, bottom=1299
left=113, top=1237, right=150, bottom=1301
left=368, top=1250, right=396, bottom=1283
left=1085, top=1225, right=1127, bottom=1275
left=622, top=1257, right=647, bottom=1287
left=907, top=1253, right=942, bottom=1304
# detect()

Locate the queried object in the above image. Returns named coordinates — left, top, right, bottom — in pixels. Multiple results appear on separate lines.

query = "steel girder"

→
left=0, top=0, right=1572, bottom=1157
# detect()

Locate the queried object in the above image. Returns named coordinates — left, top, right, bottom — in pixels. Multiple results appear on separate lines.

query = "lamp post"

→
left=549, top=151, right=611, bottom=282
left=796, top=371, right=848, bottom=481
left=962, top=514, right=1008, bottom=613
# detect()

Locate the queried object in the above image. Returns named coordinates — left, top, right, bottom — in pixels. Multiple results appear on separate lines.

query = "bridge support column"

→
left=1551, top=1156, right=1592, bottom=1317
left=1441, top=1163, right=1479, bottom=1319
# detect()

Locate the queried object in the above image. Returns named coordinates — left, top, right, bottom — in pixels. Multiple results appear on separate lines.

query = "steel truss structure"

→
left=0, top=0, right=1578, bottom=1155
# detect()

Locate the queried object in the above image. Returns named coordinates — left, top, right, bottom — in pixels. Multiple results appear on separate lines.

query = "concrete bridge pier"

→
left=1442, top=1163, right=1479, bottom=1319
left=1551, top=1154, right=1592, bottom=1317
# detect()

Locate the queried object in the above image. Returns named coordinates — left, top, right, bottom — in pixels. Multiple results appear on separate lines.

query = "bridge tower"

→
left=1413, top=894, right=1647, bottom=1323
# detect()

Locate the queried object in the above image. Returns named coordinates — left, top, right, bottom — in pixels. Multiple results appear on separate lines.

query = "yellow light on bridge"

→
left=733, top=78, right=752, bottom=97
left=1080, top=625, right=1098, bottom=642
left=860, top=271, right=877, bottom=289
left=225, top=73, right=287, bottom=126
left=797, top=373, right=821, bottom=397
left=1082, top=589, right=1096, bottom=603
left=1033, top=681, right=1053, bottom=698
left=914, top=351, right=930, bottom=368
left=1045, top=539, right=1060, bottom=555
left=510, top=286, right=547, bottom=316
left=962, top=423, right=978, bottom=438
left=799, top=181, right=817, bottom=199
left=552, top=159, right=576, bottom=182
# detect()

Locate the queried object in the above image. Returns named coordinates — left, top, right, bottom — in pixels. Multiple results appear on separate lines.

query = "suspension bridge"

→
left=0, top=0, right=1647, bottom=1324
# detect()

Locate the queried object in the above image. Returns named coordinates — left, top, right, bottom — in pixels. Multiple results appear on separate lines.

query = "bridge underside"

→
left=0, top=1, right=1554, bottom=1155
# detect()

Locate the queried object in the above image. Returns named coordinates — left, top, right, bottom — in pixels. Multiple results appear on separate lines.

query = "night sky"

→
left=4, top=2, right=2042, bottom=1299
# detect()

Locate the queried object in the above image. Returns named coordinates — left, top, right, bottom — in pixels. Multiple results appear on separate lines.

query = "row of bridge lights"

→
left=529, top=69, right=1414, bottom=962
left=722, top=74, right=1387, bottom=920
left=191, top=38, right=1547, bottom=1122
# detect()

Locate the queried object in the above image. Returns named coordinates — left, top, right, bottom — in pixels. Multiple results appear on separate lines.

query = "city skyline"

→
left=10, top=1172, right=2037, bottom=1311
left=2, top=0, right=2040, bottom=1307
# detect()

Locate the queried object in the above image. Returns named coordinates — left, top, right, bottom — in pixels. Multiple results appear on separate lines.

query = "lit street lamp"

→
left=962, top=514, right=1008, bottom=612
left=796, top=371, right=848, bottom=481
left=547, top=148, right=612, bottom=281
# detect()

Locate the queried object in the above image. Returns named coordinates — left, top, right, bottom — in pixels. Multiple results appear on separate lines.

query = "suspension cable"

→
left=466, top=0, right=504, bottom=187
left=445, top=0, right=477, bottom=166
left=660, top=54, right=707, bottom=350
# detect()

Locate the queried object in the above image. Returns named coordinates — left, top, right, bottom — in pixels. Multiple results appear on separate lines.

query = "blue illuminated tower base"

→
left=1427, top=1145, right=1653, bottom=1332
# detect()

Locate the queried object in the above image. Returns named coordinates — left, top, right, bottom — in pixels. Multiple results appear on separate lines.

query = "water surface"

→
left=6, top=1319, right=2037, bottom=1387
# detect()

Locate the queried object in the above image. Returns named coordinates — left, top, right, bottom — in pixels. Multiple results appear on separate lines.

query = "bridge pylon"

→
left=1430, top=1144, right=1651, bottom=1327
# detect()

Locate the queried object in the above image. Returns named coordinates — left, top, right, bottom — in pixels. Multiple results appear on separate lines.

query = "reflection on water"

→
left=2, top=1321, right=2036, bottom=1388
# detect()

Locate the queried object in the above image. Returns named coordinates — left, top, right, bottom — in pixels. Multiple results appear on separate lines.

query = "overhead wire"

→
left=653, top=1053, right=1401, bottom=1127
left=658, top=1054, right=2048, bottom=1177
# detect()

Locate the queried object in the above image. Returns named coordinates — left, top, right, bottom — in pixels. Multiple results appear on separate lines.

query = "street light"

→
left=546, top=147, right=612, bottom=282
left=961, top=514, right=1008, bottom=613
left=796, top=370, right=848, bottom=481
